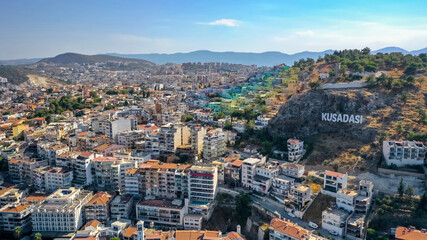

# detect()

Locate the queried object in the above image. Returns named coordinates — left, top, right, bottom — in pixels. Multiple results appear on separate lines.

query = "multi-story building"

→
left=117, top=130, right=146, bottom=147
left=322, top=208, right=348, bottom=236
left=158, top=123, right=190, bottom=154
left=188, top=165, right=218, bottom=203
left=224, top=160, right=243, bottom=187
left=99, top=117, right=132, bottom=142
left=32, top=188, right=93, bottom=232
left=84, top=191, right=115, bottom=225
left=252, top=161, right=280, bottom=194
left=281, top=163, right=305, bottom=179
left=271, top=175, right=295, bottom=201
left=136, top=199, right=188, bottom=228
left=145, top=131, right=160, bottom=155
left=354, top=180, right=374, bottom=214
left=124, top=168, right=140, bottom=197
left=336, top=189, right=358, bottom=212
left=323, top=170, right=348, bottom=195
left=287, top=139, right=305, bottom=162
left=0, top=204, right=33, bottom=233
left=345, top=213, right=365, bottom=240
left=190, top=125, right=206, bottom=157
left=183, top=214, right=203, bottom=230
left=241, top=158, right=262, bottom=188
left=383, top=140, right=426, bottom=167
left=136, top=161, right=191, bottom=199
left=33, top=166, right=73, bottom=192
left=110, top=194, right=134, bottom=221
left=188, top=165, right=218, bottom=219
left=291, top=185, right=311, bottom=210
left=202, top=128, right=226, bottom=162
left=91, top=157, right=133, bottom=193
left=254, top=115, right=271, bottom=130
left=73, top=152, right=95, bottom=187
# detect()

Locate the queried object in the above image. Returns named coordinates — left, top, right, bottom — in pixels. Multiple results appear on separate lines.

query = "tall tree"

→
left=398, top=178, right=405, bottom=197
left=14, top=226, right=22, bottom=240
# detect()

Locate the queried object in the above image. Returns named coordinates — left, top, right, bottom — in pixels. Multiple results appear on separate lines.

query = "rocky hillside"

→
left=268, top=81, right=426, bottom=173
left=269, top=88, right=393, bottom=142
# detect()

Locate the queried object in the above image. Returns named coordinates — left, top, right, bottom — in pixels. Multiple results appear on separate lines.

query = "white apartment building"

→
left=322, top=208, right=349, bottom=236
left=32, top=188, right=93, bottom=232
left=136, top=199, right=188, bottom=228
left=73, top=152, right=95, bottom=187
left=100, top=117, right=132, bottom=142
left=110, top=194, right=134, bottom=221
left=183, top=214, right=203, bottom=230
left=241, top=158, right=262, bottom=188
left=254, top=115, right=271, bottom=130
left=145, top=131, right=160, bottom=155
left=271, top=175, right=295, bottom=201
left=117, top=130, right=146, bottom=147
left=323, top=170, right=348, bottom=195
left=281, top=163, right=305, bottom=179
left=336, top=189, right=358, bottom=212
left=355, top=180, right=374, bottom=214
left=34, top=166, right=73, bottom=192
left=188, top=165, right=218, bottom=203
left=202, top=128, right=226, bottom=162
left=287, top=139, right=305, bottom=162
left=383, top=140, right=426, bottom=167
left=158, top=123, right=190, bottom=154
left=124, top=168, right=140, bottom=196
left=252, top=162, right=280, bottom=194
left=291, top=185, right=311, bottom=210
left=0, top=204, right=33, bottom=233
left=84, top=191, right=115, bottom=225
left=91, top=157, right=133, bottom=193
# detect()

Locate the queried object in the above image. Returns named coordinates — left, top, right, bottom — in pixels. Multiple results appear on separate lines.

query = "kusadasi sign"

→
left=321, top=113, right=363, bottom=124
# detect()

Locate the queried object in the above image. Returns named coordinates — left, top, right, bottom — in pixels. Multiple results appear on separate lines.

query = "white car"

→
left=308, top=222, right=318, bottom=229
left=329, top=230, right=339, bottom=236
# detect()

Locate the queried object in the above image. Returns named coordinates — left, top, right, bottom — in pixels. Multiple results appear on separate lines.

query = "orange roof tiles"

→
left=395, top=227, right=427, bottom=240
left=123, top=226, right=138, bottom=238
left=325, top=170, right=345, bottom=178
left=87, top=192, right=114, bottom=206
left=82, top=220, right=101, bottom=230
left=92, top=156, right=118, bottom=162
left=270, top=218, right=311, bottom=240
left=0, top=204, right=31, bottom=213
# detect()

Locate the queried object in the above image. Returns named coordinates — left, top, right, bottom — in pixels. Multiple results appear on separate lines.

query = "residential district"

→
left=0, top=50, right=426, bottom=240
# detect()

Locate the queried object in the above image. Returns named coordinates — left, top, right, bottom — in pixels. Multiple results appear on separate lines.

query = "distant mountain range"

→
left=1, top=47, right=426, bottom=67
left=106, top=50, right=336, bottom=67
left=38, top=52, right=156, bottom=66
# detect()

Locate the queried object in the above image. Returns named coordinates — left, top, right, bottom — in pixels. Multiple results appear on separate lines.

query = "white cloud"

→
left=200, top=19, right=241, bottom=27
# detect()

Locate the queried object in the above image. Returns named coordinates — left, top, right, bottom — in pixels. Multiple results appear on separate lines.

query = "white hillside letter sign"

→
left=321, top=113, right=363, bottom=124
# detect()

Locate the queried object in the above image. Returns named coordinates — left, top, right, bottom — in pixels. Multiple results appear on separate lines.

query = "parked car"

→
left=287, top=212, right=296, bottom=218
left=329, top=230, right=338, bottom=236
left=308, top=222, right=318, bottom=229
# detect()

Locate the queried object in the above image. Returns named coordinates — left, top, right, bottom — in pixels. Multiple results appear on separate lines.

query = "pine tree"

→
left=398, top=178, right=405, bottom=197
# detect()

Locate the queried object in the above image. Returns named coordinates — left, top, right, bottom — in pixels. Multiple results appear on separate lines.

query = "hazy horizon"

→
left=1, top=0, right=426, bottom=60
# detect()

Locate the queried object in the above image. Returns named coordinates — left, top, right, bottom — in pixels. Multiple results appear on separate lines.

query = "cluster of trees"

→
left=29, top=95, right=95, bottom=120
left=366, top=73, right=423, bottom=89
left=14, top=226, right=42, bottom=240
left=323, top=48, right=426, bottom=74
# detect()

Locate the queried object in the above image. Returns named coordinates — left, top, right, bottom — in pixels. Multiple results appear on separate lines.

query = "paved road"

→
left=250, top=194, right=343, bottom=239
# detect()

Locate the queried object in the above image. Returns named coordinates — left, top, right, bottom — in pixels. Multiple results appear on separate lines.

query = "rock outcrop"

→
left=269, top=88, right=396, bottom=142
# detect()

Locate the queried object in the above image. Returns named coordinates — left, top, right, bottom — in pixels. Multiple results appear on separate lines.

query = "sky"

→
left=1, top=0, right=427, bottom=60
